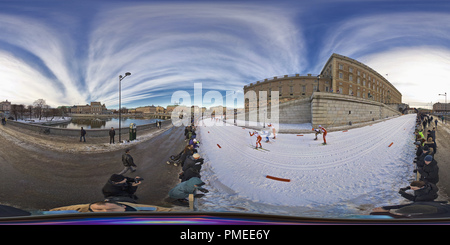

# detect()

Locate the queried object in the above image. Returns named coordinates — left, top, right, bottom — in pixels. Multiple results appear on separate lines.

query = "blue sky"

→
left=0, top=0, right=449, bottom=109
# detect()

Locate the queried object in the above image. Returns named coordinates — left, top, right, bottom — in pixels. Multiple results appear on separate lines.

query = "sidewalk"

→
left=429, top=118, right=450, bottom=200
left=1, top=121, right=173, bottom=154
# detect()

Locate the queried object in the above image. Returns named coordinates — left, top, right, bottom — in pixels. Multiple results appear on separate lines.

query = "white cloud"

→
left=85, top=2, right=305, bottom=108
left=361, top=46, right=450, bottom=108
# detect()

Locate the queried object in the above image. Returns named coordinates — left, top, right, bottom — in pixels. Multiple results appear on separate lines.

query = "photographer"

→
left=102, top=174, right=143, bottom=203
left=398, top=180, right=439, bottom=202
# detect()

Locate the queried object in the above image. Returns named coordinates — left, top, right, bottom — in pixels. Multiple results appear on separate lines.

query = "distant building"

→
left=72, top=102, right=107, bottom=114
left=135, top=105, right=156, bottom=114
left=433, top=102, right=450, bottom=113
left=0, top=100, right=11, bottom=113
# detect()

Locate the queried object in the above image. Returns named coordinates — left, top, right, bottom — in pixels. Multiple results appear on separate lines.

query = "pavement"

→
left=0, top=121, right=187, bottom=211
left=433, top=119, right=450, bottom=200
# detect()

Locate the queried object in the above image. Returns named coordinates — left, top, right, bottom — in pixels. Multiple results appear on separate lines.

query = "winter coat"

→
left=419, top=159, right=439, bottom=184
left=168, top=177, right=204, bottom=199
left=179, top=150, right=193, bottom=167
left=122, top=153, right=136, bottom=167
left=399, top=182, right=439, bottom=202
left=182, top=155, right=203, bottom=172
left=109, top=129, right=116, bottom=137
left=102, top=178, right=138, bottom=200
left=181, top=163, right=202, bottom=182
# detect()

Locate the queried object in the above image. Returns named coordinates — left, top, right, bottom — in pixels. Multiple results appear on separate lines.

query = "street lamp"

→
left=119, top=72, right=131, bottom=143
left=439, top=92, right=447, bottom=120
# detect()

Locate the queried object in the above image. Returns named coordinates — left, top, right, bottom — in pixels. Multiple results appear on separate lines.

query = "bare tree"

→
left=33, top=99, right=46, bottom=121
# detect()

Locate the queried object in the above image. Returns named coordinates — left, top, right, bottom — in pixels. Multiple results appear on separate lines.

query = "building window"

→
left=339, top=72, right=343, bottom=79
left=339, top=64, right=343, bottom=70
left=349, top=74, right=353, bottom=82
left=349, top=67, right=353, bottom=73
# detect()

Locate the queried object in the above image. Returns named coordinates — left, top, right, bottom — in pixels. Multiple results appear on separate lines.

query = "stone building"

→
left=72, top=102, right=107, bottom=114
left=433, top=102, right=449, bottom=113
left=244, top=53, right=402, bottom=111
left=0, top=100, right=11, bottom=114
left=321, top=53, right=402, bottom=104
left=242, top=53, right=403, bottom=127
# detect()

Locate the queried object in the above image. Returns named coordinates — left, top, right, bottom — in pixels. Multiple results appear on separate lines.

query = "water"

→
left=54, top=117, right=163, bottom=129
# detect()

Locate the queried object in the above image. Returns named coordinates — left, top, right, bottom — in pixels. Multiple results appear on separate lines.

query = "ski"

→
left=248, top=144, right=270, bottom=152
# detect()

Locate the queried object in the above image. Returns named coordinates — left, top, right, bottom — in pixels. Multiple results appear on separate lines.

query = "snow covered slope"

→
left=196, top=114, right=417, bottom=217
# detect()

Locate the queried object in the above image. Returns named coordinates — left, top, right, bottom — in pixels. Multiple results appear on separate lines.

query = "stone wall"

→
left=6, top=120, right=172, bottom=137
left=278, top=97, right=311, bottom=124
left=311, top=92, right=402, bottom=127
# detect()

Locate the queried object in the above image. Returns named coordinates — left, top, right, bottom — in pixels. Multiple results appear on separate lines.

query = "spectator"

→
left=181, top=162, right=202, bottom=182
left=168, top=177, right=208, bottom=205
left=80, top=127, right=86, bottom=142
left=118, top=148, right=137, bottom=175
left=102, top=174, right=142, bottom=203
left=415, top=155, right=439, bottom=184
left=398, top=180, right=439, bottom=202
left=423, top=136, right=437, bottom=154
left=182, top=153, right=203, bottom=172
left=109, top=127, right=116, bottom=144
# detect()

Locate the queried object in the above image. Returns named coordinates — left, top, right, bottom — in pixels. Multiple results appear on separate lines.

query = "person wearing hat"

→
left=118, top=148, right=137, bottom=175
left=182, top=153, right=203, bottom=172
left=415, top=155, right=439, bottom=184
left=180, top=153, right=204, bottom=181
left=101, top=174, right=142, bottom=203
left=415, top=145, right=433, bottom=169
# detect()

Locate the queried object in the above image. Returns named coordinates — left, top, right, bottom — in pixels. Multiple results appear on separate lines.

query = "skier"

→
left=267, top=123, right=276, bottom=139
left=319, top=125, right=327, bottom=145
left=313, top=128, right=321, bottom=140
left=249, top=131, right=262, bottom=149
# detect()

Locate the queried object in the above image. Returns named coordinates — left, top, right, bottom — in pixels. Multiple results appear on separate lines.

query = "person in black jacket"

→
left=109, top=127, right=116, bottom=144
left=181, top=162, right=202, bottom=182
left=118, top=148, right=137, bottom=175
left=80, top=127, right=86, bottom=142
left=415, top=155, right=439, bottom=184
left=398, top=180, right=439, bottom=202
left=102, top=174, right=142, bottom=203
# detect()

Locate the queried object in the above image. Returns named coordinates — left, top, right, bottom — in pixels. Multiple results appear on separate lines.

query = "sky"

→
left=0, top=0, right=449, bottom=109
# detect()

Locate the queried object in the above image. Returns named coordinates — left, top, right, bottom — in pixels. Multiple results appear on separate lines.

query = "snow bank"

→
left=196, top=114, right=418, bottom=217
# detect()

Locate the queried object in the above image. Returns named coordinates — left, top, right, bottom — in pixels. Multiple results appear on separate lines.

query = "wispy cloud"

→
left=85, top=2, right=305, bottom=108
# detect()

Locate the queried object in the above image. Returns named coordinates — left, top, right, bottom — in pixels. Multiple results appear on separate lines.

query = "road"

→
left=0, top=122, right=186, bottom=211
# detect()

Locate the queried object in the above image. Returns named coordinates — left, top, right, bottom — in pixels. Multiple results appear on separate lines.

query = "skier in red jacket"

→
left=249, top=131, right=262, bottom=149
left=319, top=125, right=327, bottom=145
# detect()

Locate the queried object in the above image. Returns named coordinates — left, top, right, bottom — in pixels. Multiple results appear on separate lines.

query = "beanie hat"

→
left=424, top=155, right=433, bottom=162
left=193, top=153, right=201, bottom=159
left=110, top=174, right=126, bottom=182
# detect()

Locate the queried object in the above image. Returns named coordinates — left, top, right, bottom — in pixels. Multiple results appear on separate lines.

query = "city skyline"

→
left=0, top=0, right=449, bottom=109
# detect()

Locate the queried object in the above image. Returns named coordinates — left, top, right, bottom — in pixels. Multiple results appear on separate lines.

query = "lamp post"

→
left=439, top=92, right=447, bottom=120
left=119, top=72, right=131, bottom=143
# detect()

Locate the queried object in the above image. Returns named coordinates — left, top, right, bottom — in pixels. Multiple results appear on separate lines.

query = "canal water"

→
left=54, top=117, right=164, bottom=129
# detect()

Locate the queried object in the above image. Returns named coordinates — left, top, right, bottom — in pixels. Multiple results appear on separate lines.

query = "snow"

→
left=195, top=114, right=418, bottom=218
